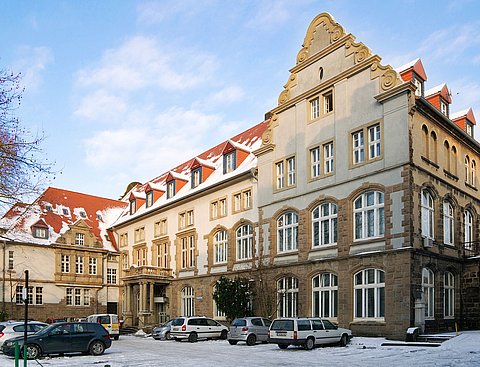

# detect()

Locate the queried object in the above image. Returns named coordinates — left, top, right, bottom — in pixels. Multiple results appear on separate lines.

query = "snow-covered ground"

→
left=1, top=331, right=480, bottom=367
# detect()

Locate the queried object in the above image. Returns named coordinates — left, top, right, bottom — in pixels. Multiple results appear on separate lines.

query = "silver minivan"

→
left=268, top=317, right=352, bottom=350
left=228, top=317, right=272, bottom=346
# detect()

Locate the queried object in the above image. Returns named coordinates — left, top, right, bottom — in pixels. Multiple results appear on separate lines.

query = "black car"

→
left=2, top=322, right=112, bottom=359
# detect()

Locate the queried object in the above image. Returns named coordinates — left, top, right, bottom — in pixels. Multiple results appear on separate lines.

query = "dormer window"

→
left=413, top=78, right=423, bottom=97
left=224, top=151, right=236, bottom=174
left=79, top=211, right=86, bottom=218
left=167, top=180, right=176, bottom=199
left=191, top=168, right=202, bottom=188
left=467, top=123, right=473, bottom=137
left=62, top=208, right=70, bottom=216
left=45, top=205, right=53, bottom=212
left=32, top=227, right=48, bottom=239
left=129, top=200, right=136, bottom=215
left=96, top=213, right=103, bottom=221
left=440, top=100, right=448, bottom=116
left=146, top=191, right=154, bottom=208
left=75, top=233, right=85, bottom=246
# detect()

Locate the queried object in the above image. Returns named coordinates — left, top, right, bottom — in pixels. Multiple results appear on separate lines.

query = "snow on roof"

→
left=1, top=187, right=127, bottom=249
left=450, top=107, right=476, bottom=125
left=395, top=58, right=420, bottom=73
left=394, top=58, right=427, bottom=81
left=425, top=83, right=447, bottom=97
left=113, top=120, right=269, bottom=225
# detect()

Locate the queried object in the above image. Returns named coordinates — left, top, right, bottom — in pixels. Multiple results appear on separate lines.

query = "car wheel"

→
left=228, top=340, right=238, bottom=345
left=220, top=330, right=228, bottom=340
left=304, top=337, right=315, bottom=351
left=165, top=331, right=172, bottom=340
left=89, top=341, right=106, bottom=356
left=340, top=334, right=348, bottom=347
left=25, top=344, right=41, bottom=360
left=246, top=334, right=257, bottom=346
left=188, top=332, right=198, bottom=343
left=278, top=344, right=288, bottom=349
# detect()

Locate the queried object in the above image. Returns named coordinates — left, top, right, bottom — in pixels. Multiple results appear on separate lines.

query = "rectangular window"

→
left=368, top=124, right=381, bottom=159
left=16, top=286, right=23, bottom=305
left=156, top=242, right=169, bottom=268
left=61, top=255, right=70, bottom=273
left=8, top=251, right=14, bottom=270
left=440, top=100, right=448, bottom=116
left=75, top=233, right=85, bottom=246
left=310, top=97, right=320, bottom=120
left=310, top=146, right=321, bottom=178
left=89, top=257, right=97, bottom=275
left=83, top=289, right=90, bottom=306
left=35, top=287, right=43, bottom=305
left=134, top=227, right=145, bottom=243
left=323, top=91, right=333, bottom=114
left=233, top=193, right=242, bottom=212
left=191, top=168, right=202, bottom=188
left=107, top=268, right=117, bottom=284
left=27, top=286, right=33, bottom=305
left=76, top=256, right=84, bottom=274
left=287, top=157, right=296, bottom=186
left=154, top=219, right=167, bottom=237
left=181, top=235, right=195, bottom=269
left=353, top=130, right=364, bottom=164
left=275, top=157, right=295, bottom=190
left=323, top=142, right=334, bottom=174
left=275, top=161, right=285, bottom=189
left=219, top=198, right=227, bottom=216
left=33, top=227, right=48, bottom=239
left=243, top=189, right=252, bottom=209
left=211, top=198, right=227, bottom=220
left=211, top=201, right=219, bottom=219
left=413, top=78, right=423, bottom=97
left=66, top=288, right=73, bottom=305
left=129, top=200, right=136, bottom=215
left=122, top=252, right=129, bottom=270
left=146, top=191, right=154, bottom=208
left=120, top=233, right=128, bottom=247
left=74, top=288, right=82, bottom=306
left=223, top=152, right=236, bottom=173
left=186, top=210, right=194, bottom=226
left=167, top=181, right=175, bottom=198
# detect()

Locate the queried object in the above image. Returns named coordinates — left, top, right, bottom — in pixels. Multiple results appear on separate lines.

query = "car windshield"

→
left=34, top=323, right=60, bottom=335
left=171, top=318, right=185, bottom=326
left=232, top=319, right=246, bottom=327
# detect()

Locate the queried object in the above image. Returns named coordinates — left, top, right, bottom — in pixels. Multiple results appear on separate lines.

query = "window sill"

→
left=421, top=156, right=439, bottom=169
left=273, top=185, right=296, bottom=193
left=465, top=182, right=478, bottom=191
left=350, top=319, right=385, bottom=324
left=443, top=169, right=458, bottom=181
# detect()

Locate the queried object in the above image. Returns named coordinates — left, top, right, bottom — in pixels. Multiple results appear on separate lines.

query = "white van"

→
left=87, top=314, right=120, bottom=340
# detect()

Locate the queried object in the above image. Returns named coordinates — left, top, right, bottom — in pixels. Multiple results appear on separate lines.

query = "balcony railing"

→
left=123, top=265, right=173, bottom=278
left=462, top=241, right=480, bottom=258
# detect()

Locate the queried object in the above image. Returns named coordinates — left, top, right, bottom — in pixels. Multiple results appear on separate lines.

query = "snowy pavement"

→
left=1, top=331, right=480, bottom=367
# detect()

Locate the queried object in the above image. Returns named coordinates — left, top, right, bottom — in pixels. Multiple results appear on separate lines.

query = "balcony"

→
left=462, top=242, right=480, bottom=258
left=123, top=265, right=173, bottom=278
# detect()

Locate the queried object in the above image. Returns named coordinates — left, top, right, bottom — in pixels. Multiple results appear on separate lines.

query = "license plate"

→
left=276, top=331, right=287, bottom=336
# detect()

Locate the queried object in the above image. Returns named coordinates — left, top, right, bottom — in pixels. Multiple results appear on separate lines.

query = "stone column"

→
left=149, top=282, right=154, bottom=313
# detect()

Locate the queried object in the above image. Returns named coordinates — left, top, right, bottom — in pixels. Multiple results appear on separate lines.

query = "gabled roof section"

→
left=166, top=171, right=189, bottom=182
left=189, top=157, right=216, bottom=170
left=0, top=202, right=29, bottom=231
left=1, top=187, right=126, bottom=250
left=451, top=107, right=476, bottom=125
left=395, top=58, right=427, bottom=81
left=425, top=83, right=452, bottom=103
left=222, top=140, right=251, bottom=155
left=145, top=182, right=165, bottom=193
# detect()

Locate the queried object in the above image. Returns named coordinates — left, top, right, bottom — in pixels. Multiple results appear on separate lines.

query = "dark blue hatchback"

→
left=2, top=322, right=112, bottom=359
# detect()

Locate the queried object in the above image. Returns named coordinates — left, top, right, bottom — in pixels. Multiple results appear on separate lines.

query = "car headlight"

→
left=5, top=341, right=14, bottom=347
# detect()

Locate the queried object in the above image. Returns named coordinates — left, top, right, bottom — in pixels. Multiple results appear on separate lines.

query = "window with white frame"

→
left=167, top=180, right=175, bottom=199
left=233, top=193, right=242, bottom=212
left=76, top=256, right=84, bottom=274
left=324, top=141, right=334, bottom=174
left=224, top=152, right=236, bottom=174
left=444, top=271, right=454, bottom=318
left=32, top=227, right=48, bottom=239
left=35, top=287, right=43, bottom=305
left=122, top=252, right=129, bottom=270
left=156, top=242, right=169, bottom=268
left=15, top=286, right=23, bottom=304
left=89, top=257, right=97, bottom=275
left=310, top=146, right=321, bottom=178
left=146, top=191, right=154, bottom=208
left=84, top=289, right=90, bottom=306
left=15, top=286, right=43, bottom=305
left=368, top=124, right=381, bottom=159
left=275, top=156, right=296, bottom=189
left=354, top=191, right=384, bottom=240
left=107, top=268, right=117, bottom=284
left=236, top=224, right=253, bottom=261
left=181, top=286, right=195, bottom=317
left=134, top=227, right=145, bottom=243
left=465, top=156, right=470, bottom=183
left=354, top=269, right=385, bottom=319
left=277, top=212, right=298, bottom=252
left=277, top=277, right=298, bottom=318
left=312, top=273, right=338, bottom=318
left=312, top=202, right=337, bottom=247
left=8, top=251, right=13, bottom=270
left=275, top=161, right=285, bottom=189
left=421, top=190, right=434, bottom=239
left=413, top=77, right=423, bottom=97
left=181, top=235, right=195, bottom=269
left=129, top=200, right=136, bottom=215
left=471, top=160, right=476, bottom=187
left=66, top=287, right=90, bottom=306
left=422, top=268, right=435, bottom=319
left=443, top=201, right=454, bottom=245
left=120, top=233, right=128, bottom=247
left=310, top=97, right=320, bottom=120
left=440, top=100, right=448, bottom=116
left=352, top=130, right=364, bottom=164
left=214, top=230, right=228, bottom=264
left=464, top=210, right=473, bottom=250
left=287, top=157, right=296, bottom=186
left=191, top=168, right=202, bottom=188
left=219, top=198, right=227, bottom=217
left=323, top=90, right=334, bottom=114
left=213, top=297, right=226, bottom=320
left=154, top=219, right=167, bottom=237
left=61, top=254, right=70, bottom=273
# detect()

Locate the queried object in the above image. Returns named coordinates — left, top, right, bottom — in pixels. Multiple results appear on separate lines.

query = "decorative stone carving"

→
left=262, top=114, right=278, bottom=145
left=277, top=73, right=297, bottom=105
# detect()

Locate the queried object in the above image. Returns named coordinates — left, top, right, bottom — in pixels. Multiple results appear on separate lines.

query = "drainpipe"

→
left=2, top=239, right=6, bottom=316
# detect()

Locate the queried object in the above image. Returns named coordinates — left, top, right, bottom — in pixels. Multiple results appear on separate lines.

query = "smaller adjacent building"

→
left=0, top=187, right=126, bottom=321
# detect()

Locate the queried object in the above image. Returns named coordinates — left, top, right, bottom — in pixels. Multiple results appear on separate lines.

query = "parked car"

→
left=0, top=321, right=48, bottom=347
left=152, top=319, right=175, bottom=340
left=170, top=316, right=228, bottom=342
left=86, top=314, right=120, bottom=340
left=268, top=317, right=352, bottom=350
left=2, top=322, right=112, bottom=359
left=228, top=317, right=271, bottom=346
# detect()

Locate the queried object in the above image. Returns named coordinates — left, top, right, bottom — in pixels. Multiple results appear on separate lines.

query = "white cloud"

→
left=210, top=86, right=245, bottom=105
left=245, top=0, right=291, bottom=30
left=14, top=46, right=53, bottom=91
left=136, top=0, right=216, bottom=25
left=74, top=89, right=127, bottom=120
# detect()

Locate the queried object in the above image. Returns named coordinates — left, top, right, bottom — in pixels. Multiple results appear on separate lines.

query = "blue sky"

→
left=1, top=0, right=479, bottom=201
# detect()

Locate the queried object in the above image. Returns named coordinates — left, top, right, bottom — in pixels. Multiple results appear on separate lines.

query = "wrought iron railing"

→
left=462, top=241, right=480, bottom=258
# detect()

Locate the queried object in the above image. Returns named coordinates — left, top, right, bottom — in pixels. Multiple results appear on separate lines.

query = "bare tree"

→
left=0, top=69, right=55, bottom=209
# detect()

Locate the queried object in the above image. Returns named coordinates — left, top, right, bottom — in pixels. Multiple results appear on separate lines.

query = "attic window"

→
left=466, top=123, right=473, bottom=137
left=62, top=208, right=70, bottom=216
left=413, top=78, right=423, bottom=97
left=79, top=211, right=86, bottom=218
left=129, top=200, right=136, bottom=215
left=32, top=227, right=48, bottom=239
left=440, top=100, right=448, bottom=116
left=191, top=168, right=202, bottom=188
left=45, top=205, right=53, bottom=212
left=223, top=151, right=236, bottom=174
left=146, top=191, right=154, bottom=208
left=96, top=213, right=103, bottom=221
left=75, top=233, right=85, bottom=246
left=167, top=180, right=176, bottom=199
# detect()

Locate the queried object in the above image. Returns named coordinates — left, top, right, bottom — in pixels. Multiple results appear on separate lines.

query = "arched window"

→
left=312, top=202, right=337, bottom=247
left=421, top=190, right=434, bottom=239
left=444, top=272, right=454, bottom=318
left=277, top=277, right=298, bottom=317
left=451, top=146, right=457, bottom=175
left=181, top=286, right=195, bottom=317
left=422, top=268, right=434, bottom=319
left=471, top=160, right=476, bottom=187
left=236, top=224, right=253, bottom=260
left=444, top=141, right=450, bottom=172
left=430, top=132, right=437, bottom=162
left=465, top=156, right=470, bottom=183
left=443, top=201, right=454, bottom=245
left=464, top=210, right=473, bottom=250
left=213, top=230, right=228, bottom=264
left=353, top=191, right=384, bottom=240
left=277, top=212, right=298, bottom=252
left=312, top=273, right=338, bottom=318
left=422, top=125, right=429, bottom=158
left=354, top=269, right=385, bottom=319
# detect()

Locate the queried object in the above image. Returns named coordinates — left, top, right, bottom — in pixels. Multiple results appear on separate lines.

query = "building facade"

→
left=0, top=187, right=126, bottom=321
